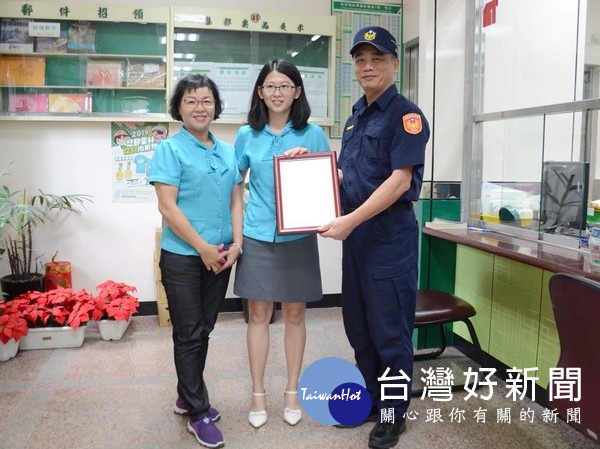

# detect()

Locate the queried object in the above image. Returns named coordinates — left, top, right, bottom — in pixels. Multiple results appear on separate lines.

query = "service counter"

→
left=422, top=227, right=599, bottom=282
left=422, top=227, right=598, bottom=388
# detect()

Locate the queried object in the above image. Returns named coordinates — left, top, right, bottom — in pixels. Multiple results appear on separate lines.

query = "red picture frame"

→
left=274, top=151, right=342, bottom=235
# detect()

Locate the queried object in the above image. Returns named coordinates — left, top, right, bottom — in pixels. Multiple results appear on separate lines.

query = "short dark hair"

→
left=169, top=74, right=224, bottom=121
left=247, top=59, right=311, bottom=131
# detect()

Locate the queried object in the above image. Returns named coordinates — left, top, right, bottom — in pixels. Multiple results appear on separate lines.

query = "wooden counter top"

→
left=422, top=226, right=600, bottom=282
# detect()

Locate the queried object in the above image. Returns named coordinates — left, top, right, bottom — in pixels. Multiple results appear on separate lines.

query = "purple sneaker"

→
left=187, top=417, right=224, bottom=448
left=174, top=397, right=221, bottom=422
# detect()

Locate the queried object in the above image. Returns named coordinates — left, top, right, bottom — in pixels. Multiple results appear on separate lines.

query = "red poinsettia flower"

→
left=104, top=295, right=137, bottom=321
left=94, top=281, right=139, bottom=322
left=9, top=287, right=96, bottom=329
left=0, top=312, right=29, bottom=344
left=4, top=282, right=138, bottom=332
left=21, top=302, right=52, bottom=327
left=0, top=299, right=25, bottom=317
left=67, top=300, right=96, bottom=329
left=91, top=297, right=108, bottom=321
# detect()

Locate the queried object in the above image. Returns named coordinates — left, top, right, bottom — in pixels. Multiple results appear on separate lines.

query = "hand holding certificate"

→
left=274, top=151, right=342, bottom=235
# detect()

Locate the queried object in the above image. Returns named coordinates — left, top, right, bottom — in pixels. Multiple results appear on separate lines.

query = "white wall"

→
left=0, top=0, right=439, bottom=304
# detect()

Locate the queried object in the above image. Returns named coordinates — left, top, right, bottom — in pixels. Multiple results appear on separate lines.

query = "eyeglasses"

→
left=182, top=97, right=215, bottom=108
left=260, top=84, right=296, bottom=95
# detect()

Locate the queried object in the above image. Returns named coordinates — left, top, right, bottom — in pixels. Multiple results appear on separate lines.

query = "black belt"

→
left=343, top=201, right=413, bottom=217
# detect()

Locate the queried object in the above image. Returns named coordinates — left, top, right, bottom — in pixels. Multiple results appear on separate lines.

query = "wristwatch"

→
left=229, top=242, right=243, bottom=255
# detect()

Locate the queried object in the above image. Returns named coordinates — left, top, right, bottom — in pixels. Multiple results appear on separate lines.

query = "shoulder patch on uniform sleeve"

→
left=402, top=113, right=423, bottom=135
left=346, top=124, right=354, bottom=131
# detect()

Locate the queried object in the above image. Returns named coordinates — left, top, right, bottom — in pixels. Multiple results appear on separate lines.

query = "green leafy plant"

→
left=0, top=165, right=92, bottom=281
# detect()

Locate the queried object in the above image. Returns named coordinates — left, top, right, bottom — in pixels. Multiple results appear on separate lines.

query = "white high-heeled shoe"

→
left=283, top=390, right=302, bottom=426
left=248, top=392, right=267, bottom=428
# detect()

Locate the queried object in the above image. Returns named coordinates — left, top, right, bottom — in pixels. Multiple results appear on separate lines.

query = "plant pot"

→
left=0, top=338, right=19, bottom=361
left=19, top=325, right=85, bottom=350
left=97, top=318, right=130, bottom=341
left=0, top=274, right=44, bottom=301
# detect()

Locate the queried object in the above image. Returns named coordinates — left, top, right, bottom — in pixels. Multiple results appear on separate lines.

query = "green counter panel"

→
left=417, top=199, right=461, bottom=291
left=536, top=270, right=560, bottom=388
left=454, top=246, right=494, bottom=352
left=415, top=199, right=461, bottom=349
left=453, top=245, right=560, bottom=388
left=489, top=257, right=543, bottom=370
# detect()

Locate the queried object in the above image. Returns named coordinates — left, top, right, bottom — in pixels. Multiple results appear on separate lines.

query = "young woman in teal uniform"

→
left=149, top=74, right=244, bottom=449
left=234, top=59, right=330, bottom=428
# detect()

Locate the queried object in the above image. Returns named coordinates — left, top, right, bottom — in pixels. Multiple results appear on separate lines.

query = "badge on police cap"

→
left=402, top=113, right=423, bottom=134
left=363, top=29, right=377, bottom=41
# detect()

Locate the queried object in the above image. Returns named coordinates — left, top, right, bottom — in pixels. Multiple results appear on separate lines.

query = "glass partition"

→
left=474, top=0, right=585, bottom=115
left=465, top=0, right=600, bottom=249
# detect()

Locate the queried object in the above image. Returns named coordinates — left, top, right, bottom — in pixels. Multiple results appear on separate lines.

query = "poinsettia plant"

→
left=1, top=281, right=139, bottom=333
left=0, top=301, right=29, bottom=343
left=8, top=287, right=96, bottom=330
left=92, top=280, right=139, bottom=322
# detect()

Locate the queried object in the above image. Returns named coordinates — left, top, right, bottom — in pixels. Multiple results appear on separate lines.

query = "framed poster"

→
left=274, top=151, right=341, bottom=235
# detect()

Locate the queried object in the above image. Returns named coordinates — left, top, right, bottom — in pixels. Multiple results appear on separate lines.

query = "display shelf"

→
left=0, top=2, right=168, bottom=120
left=0, top=2, right=338, bottom=123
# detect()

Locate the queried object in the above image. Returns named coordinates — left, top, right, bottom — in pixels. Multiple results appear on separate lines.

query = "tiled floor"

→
left=0, top=308, right=597, bottom=449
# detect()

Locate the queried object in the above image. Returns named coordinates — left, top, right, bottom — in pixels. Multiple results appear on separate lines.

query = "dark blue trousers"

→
left=159, top=249, right=231, bottom=420
left=341, top=210, right=418, bottom=420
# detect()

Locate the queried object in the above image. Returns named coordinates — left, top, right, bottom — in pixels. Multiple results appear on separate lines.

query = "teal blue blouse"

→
left=149, top=127, right=243, bottom=256
left=235, top=122, right=330, bottom=242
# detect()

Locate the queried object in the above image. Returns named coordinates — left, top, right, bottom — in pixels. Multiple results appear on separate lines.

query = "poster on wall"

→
left=331, top=1, right=403, bottom=138
left=110, top=121, right=168, bottom=202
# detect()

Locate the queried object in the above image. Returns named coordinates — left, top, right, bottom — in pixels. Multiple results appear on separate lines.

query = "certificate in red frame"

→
left=274, top=151, right=342, bottom=235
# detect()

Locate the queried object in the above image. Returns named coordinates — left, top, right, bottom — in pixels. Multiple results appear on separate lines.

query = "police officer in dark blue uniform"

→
left=319, top=25, right=430, bottom=449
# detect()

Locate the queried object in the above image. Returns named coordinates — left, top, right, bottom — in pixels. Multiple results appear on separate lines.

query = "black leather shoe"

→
left=368, top=420, right=406, bottom=449
left=333, top=409, right=378, bottom=428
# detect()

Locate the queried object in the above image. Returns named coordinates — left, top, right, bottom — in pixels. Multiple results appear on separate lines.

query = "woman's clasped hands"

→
left=202, top=243, right=241, bottom=273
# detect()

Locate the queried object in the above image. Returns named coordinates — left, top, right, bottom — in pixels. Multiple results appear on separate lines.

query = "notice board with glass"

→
left=171, top=6, right=336, bottom=125
left=0, top=1, right=168, bottom=121
left=331, top=1, right=402, bottom=138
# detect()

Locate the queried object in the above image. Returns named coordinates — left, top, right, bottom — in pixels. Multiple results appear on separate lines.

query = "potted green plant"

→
left=92, top=280, right=139, bottom=341
left=0, top=165, right=92, bottom=299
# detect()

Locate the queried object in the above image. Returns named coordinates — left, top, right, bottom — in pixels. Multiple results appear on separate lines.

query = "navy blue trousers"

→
left=341, top=210, right=418, bottom=420
left=159, top=249, right=231, bottom=420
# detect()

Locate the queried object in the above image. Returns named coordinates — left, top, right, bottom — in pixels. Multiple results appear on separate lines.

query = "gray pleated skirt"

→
left=234, top=235, right=323, bottom=303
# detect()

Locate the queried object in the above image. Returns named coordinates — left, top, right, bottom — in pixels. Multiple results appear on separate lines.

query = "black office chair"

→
left=547, top=273, right=600, bottom=445
left=412, top=290, right=487, bottom=396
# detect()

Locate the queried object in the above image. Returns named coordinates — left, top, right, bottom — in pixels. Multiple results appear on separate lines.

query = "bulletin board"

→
left=171, top=7, right=336, bottom=125
left=331, top=1, right=403, bottom=138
